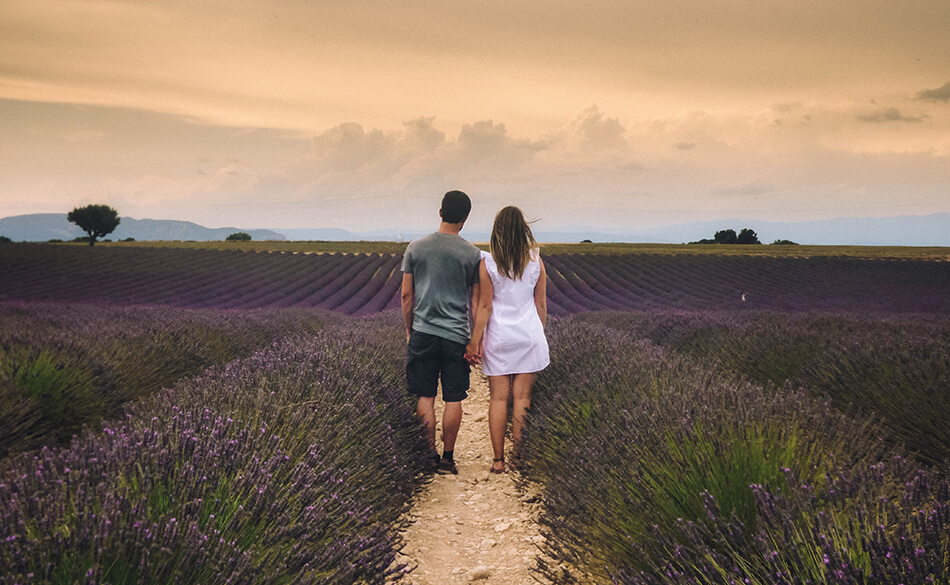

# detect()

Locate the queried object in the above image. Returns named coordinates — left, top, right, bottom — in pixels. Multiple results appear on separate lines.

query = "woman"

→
left=466, top=206, right=549, bottom=474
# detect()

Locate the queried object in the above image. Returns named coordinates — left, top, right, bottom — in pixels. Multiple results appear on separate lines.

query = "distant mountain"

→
left=0, top=214, right=286, bottom=242
left=274, top=227, right=383, bottom=241
left=273, top=213, right=950, bottom=246
left=4, top=212, right=946, bottom=246
left=273, top=227, right=630, bottom=244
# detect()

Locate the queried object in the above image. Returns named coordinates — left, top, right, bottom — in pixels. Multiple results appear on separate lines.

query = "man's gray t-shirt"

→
left=402, top=232, right=481, bottom=345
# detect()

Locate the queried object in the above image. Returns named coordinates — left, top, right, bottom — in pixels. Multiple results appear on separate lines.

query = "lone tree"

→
left=226, top=232, right=252, bottom=241
left=67, top=204, right=120, bottom=246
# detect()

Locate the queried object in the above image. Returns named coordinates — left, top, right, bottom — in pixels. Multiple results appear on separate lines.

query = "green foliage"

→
left=0, top=235, right=11, bottom=243
left=11, top=351, right=103, bottom=441
left=225, top=232, right=252, bottom=241
left=737, top=228, right=761, bottom=244
left=522, top=319, right=891, bottom=582
left=66, top=204, right=120, bottom=246
left=691, top=228, right=762, bottom=244
left=578, top=311, right=950, bottom=466
left=1, top=314, right=430, bottom=584
left=715, top=229, right=738, bottom=244
left=0, top=305, right=332, bottom=458
left=771, top=239, right=799, bottom=245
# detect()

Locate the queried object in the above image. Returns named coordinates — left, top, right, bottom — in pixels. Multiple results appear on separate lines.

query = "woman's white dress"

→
left=481, top=250, right=550, bottom=376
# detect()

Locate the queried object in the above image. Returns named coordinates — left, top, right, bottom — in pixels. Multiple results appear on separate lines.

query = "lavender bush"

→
left=519, top=317, right=950, bottom=584
left=577, top=311, right=950, bottom=464
left=611, top=458, right=950, bottom=585
left=0, top=303, right=331, bottom=457
left=0, top=312, right=429, bottom=584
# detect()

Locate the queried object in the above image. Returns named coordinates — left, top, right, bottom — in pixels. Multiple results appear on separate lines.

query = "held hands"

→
left=464, top=339, right=482, bottom=365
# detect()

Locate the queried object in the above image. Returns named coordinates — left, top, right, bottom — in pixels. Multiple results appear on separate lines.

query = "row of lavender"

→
left=543, top=252, right=950, bottom=314
left=578, top=311, right=950, bottom=465
left=521, top=314, right=950, bottom=584
left=4, top=244, right=950, bottom=314
left=0, top=245, right=403, bottom=315
left=0, top=303, right=330, bottom=458
left=1, top=309, right=429, bottom=584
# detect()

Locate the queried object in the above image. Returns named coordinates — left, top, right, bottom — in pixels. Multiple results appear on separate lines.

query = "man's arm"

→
left=401, top=272, right=414, bottom=343
left=466, top=260, right=492, bottom=364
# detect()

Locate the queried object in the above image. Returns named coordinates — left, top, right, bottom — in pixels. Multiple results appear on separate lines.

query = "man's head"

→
left=440, top=190, right=471, bottom=224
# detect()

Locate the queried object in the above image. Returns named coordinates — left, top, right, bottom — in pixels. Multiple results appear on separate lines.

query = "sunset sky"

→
left=2, top=0, right=948, bottom=237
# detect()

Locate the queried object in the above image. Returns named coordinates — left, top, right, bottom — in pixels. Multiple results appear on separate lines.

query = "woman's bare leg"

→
left=488, top=375, right=512, bottom=471
left=511, top=372, right=536, bottom=453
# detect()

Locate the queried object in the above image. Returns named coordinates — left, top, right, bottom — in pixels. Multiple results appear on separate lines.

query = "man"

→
left=402, top=190, right=482, bottom=475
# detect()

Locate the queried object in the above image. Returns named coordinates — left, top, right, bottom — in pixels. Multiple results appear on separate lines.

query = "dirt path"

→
left=395, top=367, right=552, bottom=584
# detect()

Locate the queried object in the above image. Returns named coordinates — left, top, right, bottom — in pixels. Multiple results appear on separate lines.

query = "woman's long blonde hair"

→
left=490, top=206, right=537, bottom=280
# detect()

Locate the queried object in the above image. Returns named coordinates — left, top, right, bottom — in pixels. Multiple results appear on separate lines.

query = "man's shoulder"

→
left=408, top=232, right=478, bottom=254
left=406, top=232, right=439, bottom=249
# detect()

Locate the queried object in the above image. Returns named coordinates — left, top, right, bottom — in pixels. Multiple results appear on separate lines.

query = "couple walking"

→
left=401, top=190, right=549, bottom=475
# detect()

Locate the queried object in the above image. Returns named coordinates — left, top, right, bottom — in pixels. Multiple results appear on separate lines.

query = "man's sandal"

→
left=490, top=458, right=506, bottom=474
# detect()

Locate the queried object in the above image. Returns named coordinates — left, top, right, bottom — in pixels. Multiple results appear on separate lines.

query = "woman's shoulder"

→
left=481, top=250, right=498, bottom=273
left=529, top=247, right=541, bottom=262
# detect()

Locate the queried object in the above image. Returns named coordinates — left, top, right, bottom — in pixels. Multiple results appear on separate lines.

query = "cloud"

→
left=454, top=120, right=547, bottom=165
left=569, top=106, right=628, bottom=151
left=401, top=117, right=446, bottom=152
left=857, top=108, right=928, bottom=123
left=306, top=117, right=545, bottom=178
left=310, top=122, right=399, bottom=172
left=544, top=105, right=629, bottom=155
left=916, top=81, right=950, bottom=102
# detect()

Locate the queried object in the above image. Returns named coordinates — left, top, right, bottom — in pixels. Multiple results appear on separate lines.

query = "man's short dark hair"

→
left=441, top=190, right=471, bottom=224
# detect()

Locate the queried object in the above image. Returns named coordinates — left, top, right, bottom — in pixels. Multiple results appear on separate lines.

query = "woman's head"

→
left=490, top=206, right=537, bottom=279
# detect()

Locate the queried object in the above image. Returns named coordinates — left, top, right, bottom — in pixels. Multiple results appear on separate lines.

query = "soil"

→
left=394, top=367, right=554, bottom=584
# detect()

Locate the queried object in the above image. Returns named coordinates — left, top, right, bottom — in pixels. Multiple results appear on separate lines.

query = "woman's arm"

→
left=534, top=257, right=547, bottom=329
left=465, top=259, right=493, bottom=362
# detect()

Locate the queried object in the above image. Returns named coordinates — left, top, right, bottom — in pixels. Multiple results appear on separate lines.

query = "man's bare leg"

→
left=441, top=400, right=463, bottom=452
left=417, top=396, right=437, bottom=450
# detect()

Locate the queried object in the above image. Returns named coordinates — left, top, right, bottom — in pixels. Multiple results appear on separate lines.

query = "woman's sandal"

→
left=490, top=458, right=506, bottom=474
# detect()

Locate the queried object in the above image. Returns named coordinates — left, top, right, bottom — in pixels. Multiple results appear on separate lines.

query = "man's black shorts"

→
left=407, top=330, right=470, bottom=402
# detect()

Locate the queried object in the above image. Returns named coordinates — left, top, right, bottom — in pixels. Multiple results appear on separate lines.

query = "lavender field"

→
left=3, top=243, right=950, bottom=314
left=2, top=307, right=429, bottom=584
left=523, top=314, right=950, bottom=584
left=2, top=242, right=950, bottom=584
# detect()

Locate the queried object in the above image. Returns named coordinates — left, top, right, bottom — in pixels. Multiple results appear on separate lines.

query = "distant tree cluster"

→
left=770, top=239, right=799, bottom=245
left=691, top=228, right=761, bottom=245
left=226, top=232, right=252, bottom=241
left=0, top=235, right=11, bottom=243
